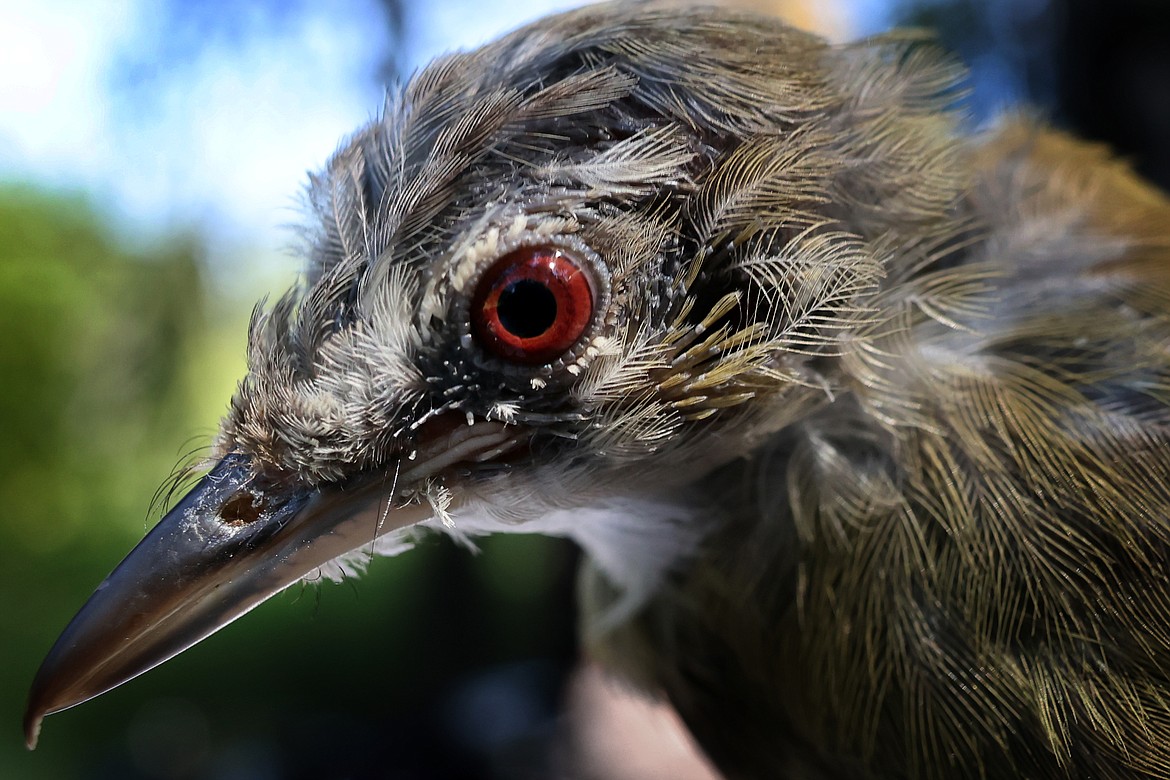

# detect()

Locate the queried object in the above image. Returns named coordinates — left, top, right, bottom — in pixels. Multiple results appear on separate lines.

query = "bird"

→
left=24, top=2, right=1170, bottom=778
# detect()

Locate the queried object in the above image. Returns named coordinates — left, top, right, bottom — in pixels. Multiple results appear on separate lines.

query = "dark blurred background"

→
left=2, top=1, right=1169, bottom=778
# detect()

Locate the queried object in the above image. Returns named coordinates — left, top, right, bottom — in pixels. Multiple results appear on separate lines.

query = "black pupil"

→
left=497, top=279, right=558, bottom=338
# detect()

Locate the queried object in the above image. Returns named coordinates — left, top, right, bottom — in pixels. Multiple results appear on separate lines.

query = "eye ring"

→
left=471, top=246, right=594, bottom=365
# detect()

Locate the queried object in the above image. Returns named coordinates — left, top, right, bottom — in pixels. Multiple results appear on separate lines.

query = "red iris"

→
left=471, top=246, right=593, bottom=365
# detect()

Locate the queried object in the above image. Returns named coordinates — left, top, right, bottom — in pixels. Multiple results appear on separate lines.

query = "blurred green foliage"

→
left=1, top=188, right=577, bottom=779
left=0, top=185, right=215, bottom=777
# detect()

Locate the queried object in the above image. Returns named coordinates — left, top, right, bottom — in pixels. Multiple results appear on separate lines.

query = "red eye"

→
left=471, top=246, right=594, bottom=365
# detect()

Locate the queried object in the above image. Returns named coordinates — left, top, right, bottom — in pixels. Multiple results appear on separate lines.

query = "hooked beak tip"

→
left=24, top=636, right=91, bottom=750
left=23, top=715, right=40, bottom=748
left=23, top=710, right=42, bottom=751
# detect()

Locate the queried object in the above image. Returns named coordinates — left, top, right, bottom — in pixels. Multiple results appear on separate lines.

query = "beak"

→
left=25, top=419, right=517, bottom=749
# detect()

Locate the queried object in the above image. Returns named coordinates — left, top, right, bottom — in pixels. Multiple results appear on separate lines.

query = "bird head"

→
left=25, top=2, right=964, bottom=747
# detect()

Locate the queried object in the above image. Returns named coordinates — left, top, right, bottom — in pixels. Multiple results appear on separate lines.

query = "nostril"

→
left=220, top=492, right=267, bottom=526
